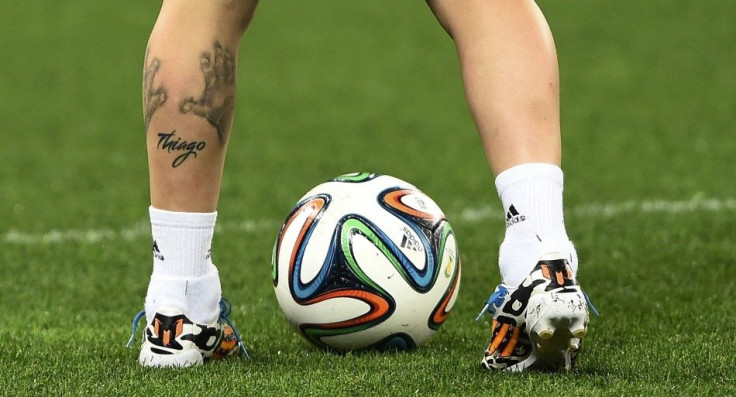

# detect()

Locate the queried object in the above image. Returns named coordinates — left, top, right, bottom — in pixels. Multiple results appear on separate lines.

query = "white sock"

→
left=495, top=163, right=578, bottom=286
left=144, top=206, right=221, bottom=324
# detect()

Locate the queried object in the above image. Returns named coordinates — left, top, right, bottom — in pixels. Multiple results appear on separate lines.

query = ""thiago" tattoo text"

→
left=157, top=130, right=206, bottom=168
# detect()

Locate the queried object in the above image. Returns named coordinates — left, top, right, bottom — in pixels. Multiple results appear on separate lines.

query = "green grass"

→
left=1, top=0, right=735, bottom=395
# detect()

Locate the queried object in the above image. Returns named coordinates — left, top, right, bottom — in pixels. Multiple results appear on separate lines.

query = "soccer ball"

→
left=272, top=172, right=461, bottom=352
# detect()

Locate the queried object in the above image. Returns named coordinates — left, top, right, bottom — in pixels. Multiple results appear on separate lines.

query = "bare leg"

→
left=427, top=0, right=574, bottom=282
left=427, top=0, right=560, bottom=175
left=145, top=0, right=258, bottom=212
left=136, top=0, right=259, bottom=368
left=427, top=0, right=588, bottom=372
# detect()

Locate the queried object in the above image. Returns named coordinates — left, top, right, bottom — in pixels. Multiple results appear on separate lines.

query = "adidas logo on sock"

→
left=505, top=205, right=526, bottom=228
left=152, top=240, right=165, bottom=261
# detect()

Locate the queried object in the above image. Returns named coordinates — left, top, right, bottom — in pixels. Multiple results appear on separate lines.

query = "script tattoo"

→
left=180, top=41, right=236, bottom=144
left=143, top=49, right=168, bottom=130
left=157, top=130, right=206, bottom=168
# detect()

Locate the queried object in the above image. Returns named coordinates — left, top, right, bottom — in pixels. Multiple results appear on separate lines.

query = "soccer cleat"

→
left=127, top=298, right=249, bottom=368
left=478, top=253, right=596, bottom=372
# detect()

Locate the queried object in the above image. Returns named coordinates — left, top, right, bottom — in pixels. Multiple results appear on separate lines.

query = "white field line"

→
left=458, top=196, right=736, bottom=222
left=2, top=219, right=279, bottom=246
left=3, top=197, right=735, bottom=245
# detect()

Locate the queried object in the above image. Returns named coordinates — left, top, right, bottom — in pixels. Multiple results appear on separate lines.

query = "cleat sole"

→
left=139, top=346, right=203, bottom=368
left=525, top=289, right=589, bottom=370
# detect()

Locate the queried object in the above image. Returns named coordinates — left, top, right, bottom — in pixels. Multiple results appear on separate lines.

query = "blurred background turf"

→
left=1, top=1, right=734, bottom=395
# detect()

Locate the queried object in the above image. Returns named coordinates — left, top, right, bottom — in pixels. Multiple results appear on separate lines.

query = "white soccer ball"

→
left=272, top=172, right=461, bottom=351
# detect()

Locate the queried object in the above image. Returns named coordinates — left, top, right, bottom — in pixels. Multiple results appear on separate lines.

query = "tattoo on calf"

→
left=180, top=41, right=236, bottom=145
left=143, top=49, right=168, bottom=130
left=157, top=130, right=206, bottom=168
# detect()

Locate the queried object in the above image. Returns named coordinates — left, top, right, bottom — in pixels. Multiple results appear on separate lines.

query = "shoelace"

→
left=126, top=310, right=147, bottom=348
left=474, top=285, right=600, bottom=322
left=583, top=291, right=600, bottom=317
left=125, top=297, right=250, bottom=359
left=218, top=298, right=251, bottom=359
left=475, top=285, right=508, bottom=322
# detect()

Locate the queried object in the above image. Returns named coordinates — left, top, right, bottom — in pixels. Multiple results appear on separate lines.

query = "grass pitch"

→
left=1, top=1, right=735, bottom=395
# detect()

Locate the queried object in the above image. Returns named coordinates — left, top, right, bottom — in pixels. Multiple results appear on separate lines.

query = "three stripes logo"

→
left=505, top=205, right=526, bottom=228
left=152, top=240, right=165, bottom=261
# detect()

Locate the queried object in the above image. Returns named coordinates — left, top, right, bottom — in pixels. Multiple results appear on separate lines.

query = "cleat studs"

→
left=572, top=328, right=586, bottom=338
left=564, top=352, right=572, bottom=370
left=538, top=329, right=554, bottom=340
left=569, top=342, right=579, bottom=351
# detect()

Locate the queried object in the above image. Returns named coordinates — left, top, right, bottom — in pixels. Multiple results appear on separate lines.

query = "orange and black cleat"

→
left=478, top=253, right=596, bottom=371
left=127, top=298, right=249, bottom=368
left=481, top=319, right=532, bottom=370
